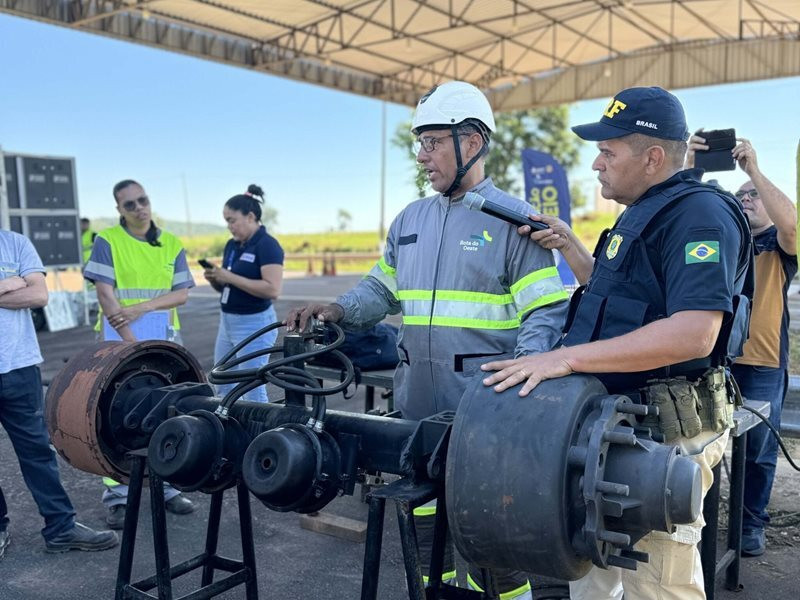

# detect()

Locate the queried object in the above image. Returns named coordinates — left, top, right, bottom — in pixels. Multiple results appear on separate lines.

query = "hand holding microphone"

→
left=463, top=192, right=574, bottom=252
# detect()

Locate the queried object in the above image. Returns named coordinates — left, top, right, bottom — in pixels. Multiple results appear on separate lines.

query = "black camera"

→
left=694, top=128, right=736, bottom=172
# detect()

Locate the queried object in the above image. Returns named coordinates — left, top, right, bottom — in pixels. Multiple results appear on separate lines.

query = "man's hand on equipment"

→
left=481, top=350, right=574, bottom=397
left=285, top=303, right=345, bottom=332
left=519, top=214, right=573, bottom=251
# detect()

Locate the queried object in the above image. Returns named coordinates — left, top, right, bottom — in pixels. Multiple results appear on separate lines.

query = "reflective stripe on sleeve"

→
left=85, top=261, right=115, bottom=280
left=172, top=270, right=193, bottom=286
left=367, top=257, right=398, bottom=298
left=510, top=266, right=568, bottom=318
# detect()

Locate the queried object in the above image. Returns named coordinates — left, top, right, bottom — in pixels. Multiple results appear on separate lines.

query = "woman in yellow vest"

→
left=84, top=180, right=195, bottom=343
left=83, top=179, right=196, bottom=528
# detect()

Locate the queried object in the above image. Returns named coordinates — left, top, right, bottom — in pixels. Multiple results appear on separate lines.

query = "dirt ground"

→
left=746, top=438, right=800, bottom=551
left=712, top=436, right=800, bottom=599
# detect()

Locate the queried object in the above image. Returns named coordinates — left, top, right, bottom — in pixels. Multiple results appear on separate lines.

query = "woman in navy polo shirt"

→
left=203, top=184, right=284, bottom=402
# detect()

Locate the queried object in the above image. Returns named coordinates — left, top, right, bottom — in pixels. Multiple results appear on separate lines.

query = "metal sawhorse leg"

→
left=360, top=478, right=483, bottom=600
left=114, top=449, right=259, bottom=599
left=701, top=430, right=747, bottom=599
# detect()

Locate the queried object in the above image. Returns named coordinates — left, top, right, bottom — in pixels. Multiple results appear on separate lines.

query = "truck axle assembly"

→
left=46, top=326, right=701, bottom=598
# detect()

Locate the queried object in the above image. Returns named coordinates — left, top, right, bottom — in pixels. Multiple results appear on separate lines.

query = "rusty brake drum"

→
left=45, top=341, right=206, bottom=483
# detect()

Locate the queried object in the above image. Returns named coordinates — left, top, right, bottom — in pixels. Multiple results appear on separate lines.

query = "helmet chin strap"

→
left=443, top=124, right=482, bottom=198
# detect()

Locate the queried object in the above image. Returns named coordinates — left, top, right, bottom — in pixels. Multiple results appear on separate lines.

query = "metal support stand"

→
left=114, top=450, right=258, bottom=600
left=701, top=432, right=748, bottom=599
left=360, top=479, right=482, bottom=600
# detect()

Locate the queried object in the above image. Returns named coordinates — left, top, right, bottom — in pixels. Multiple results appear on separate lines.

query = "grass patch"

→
left=179, top=230, right=382, bottom=260
left=572, top=212, right=617, bottom=249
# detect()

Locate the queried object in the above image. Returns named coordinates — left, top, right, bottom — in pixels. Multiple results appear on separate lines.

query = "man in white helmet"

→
left=288, top=81, right=568, bottom=598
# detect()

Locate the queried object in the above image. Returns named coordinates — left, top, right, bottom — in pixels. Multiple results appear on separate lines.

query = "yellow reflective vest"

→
left=81, top=229, right=96, bottom=264
left=90, top=225, right=188, bottom=332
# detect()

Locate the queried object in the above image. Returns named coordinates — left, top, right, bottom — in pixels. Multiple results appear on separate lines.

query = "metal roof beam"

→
left=674, top=0, right=735, bottom=40
left=492, top=37, right=800, bottom=110
left=275, top=0, right=528, bottom=81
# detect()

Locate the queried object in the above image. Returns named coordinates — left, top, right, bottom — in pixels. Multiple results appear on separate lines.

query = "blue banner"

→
left=521, top=149, right=575, bottom=286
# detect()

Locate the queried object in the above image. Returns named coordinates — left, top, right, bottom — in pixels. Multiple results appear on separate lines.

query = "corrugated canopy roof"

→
left=3, top=0, right=800, bottom=109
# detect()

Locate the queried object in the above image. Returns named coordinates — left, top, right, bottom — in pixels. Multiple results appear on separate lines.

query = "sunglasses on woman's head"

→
left=121, top=196, right=150, bottom=212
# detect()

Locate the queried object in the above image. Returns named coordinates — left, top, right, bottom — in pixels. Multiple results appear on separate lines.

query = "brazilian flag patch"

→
left=685, top=241, right=719, bottom=264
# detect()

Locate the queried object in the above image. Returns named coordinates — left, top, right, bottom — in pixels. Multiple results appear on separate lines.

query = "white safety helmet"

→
left=411, top=81, right=496, bottom=135
left=411, top=81, right=496, bottom=197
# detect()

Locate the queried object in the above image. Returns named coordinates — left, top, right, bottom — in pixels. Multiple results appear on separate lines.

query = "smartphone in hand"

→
left=694, top=128, right=736, bottom=172
left=198, top=258, right=216, bottom=270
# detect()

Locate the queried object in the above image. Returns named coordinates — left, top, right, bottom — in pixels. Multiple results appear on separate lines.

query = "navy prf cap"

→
left=572, top=87, right=689, bottom=142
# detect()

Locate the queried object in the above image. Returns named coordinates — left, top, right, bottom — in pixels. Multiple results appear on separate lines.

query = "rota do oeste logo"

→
left=460, top=230, right=493, bottom=252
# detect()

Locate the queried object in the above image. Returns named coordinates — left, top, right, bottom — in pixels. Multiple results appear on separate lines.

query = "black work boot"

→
left=106, top=505, right=126, bottom=530
left=45, top=523, right=118, bottom=553
left=165, top=494, right=196, bottom=515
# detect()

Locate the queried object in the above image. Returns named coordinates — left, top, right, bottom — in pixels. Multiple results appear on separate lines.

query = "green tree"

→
left=261, top=205, right=278, bottom=230
left=393, top=105, right=586, bottom=207
left=337, top=208, right=353, bottom=231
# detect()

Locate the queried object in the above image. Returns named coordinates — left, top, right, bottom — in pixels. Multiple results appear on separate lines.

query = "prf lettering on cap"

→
left=604, top=98, right=627, bottom=119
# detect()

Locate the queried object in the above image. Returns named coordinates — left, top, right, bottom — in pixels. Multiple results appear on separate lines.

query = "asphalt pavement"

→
left=0, top=276, right=798, bottom=599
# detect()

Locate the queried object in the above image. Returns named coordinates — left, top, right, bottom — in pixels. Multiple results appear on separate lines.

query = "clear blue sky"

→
left=1, top=14, right=798, bottom=234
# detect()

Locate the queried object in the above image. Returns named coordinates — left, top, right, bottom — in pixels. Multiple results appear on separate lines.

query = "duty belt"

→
left=633, top=367, right=740, bottom=443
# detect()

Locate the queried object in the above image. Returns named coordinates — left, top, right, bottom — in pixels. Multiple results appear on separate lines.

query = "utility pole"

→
left=379, top=101, right=387, bottom=246
left=181, top=173, right=192, bottom=237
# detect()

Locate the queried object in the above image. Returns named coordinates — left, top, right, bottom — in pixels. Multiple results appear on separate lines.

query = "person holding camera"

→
left=203, top=184, right=284, bottom=403
left=688, top=134, right=798, bottom=557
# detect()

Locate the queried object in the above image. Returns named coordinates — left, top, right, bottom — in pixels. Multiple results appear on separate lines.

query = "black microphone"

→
left=463, top=192, right=549, bottom=231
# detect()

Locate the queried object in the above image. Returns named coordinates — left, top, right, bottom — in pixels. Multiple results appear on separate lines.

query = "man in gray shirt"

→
left=0, top=229, right=117, bottom=557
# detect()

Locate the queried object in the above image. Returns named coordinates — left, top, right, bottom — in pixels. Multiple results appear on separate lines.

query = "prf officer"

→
left=483, top=87, right=753, bottom=600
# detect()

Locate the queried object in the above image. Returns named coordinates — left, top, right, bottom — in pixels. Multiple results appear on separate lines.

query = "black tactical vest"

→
left=562, top=176, right=753, bottom=392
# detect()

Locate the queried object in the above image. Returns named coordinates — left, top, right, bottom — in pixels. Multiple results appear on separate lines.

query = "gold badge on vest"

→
left=606, top=234, right=624, bottom=260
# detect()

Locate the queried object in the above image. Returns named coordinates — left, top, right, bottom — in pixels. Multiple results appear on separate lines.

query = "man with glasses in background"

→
left=688, top=135, right=797, bottom=557
left=288, top=81, right=568, bottom=599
